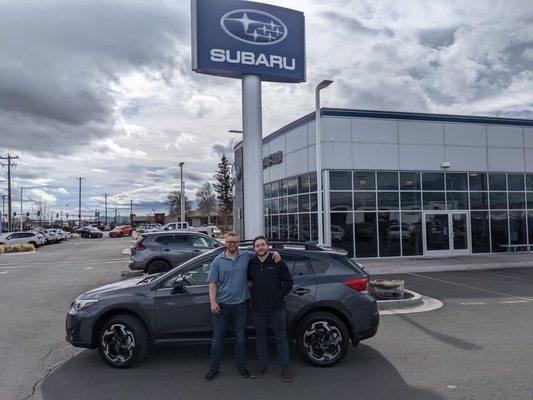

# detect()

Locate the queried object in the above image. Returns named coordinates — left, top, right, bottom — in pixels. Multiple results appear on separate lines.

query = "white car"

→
left=42, top=229, right=58, bottom=244
left=52, top=229, right=68, bottom=241
left=0, top=231, right=41, bottom=247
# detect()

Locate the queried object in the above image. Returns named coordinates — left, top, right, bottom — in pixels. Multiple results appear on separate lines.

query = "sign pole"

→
left=242, top=74, right=264, bottom=240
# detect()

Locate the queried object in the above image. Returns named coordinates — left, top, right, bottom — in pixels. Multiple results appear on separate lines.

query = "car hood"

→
left=79, top=275, right=158, bottom=299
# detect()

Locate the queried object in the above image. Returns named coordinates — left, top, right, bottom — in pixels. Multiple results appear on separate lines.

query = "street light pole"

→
left=179, top=162, right=185, bottom=224
left=20, top=187, right=23, bottom=231
left=315, top=80, right=333, bottom=245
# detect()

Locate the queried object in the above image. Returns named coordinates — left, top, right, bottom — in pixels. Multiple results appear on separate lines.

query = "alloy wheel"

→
left=101, top=323, right=136, bottom=364
left=302, top=321, right=343, bottom=363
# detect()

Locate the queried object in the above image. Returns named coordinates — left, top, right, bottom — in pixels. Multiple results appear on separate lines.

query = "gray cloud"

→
left=322, top=11, right=393, bottom=37
left=418, top=27, right=458, bottom=49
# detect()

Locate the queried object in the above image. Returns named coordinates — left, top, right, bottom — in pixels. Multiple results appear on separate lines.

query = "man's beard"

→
left=255, top=249, right=268, bottom=257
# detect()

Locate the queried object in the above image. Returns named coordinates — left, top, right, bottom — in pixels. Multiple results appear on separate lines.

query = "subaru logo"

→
left=220, top=9, right=287, bottom=45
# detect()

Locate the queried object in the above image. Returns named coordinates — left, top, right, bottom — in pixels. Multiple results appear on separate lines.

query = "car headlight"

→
left=71, top=299, right=98, bottom=311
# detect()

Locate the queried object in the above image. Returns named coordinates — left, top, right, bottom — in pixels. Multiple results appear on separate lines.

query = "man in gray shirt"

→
left=205, top=232, right=280, bottom=381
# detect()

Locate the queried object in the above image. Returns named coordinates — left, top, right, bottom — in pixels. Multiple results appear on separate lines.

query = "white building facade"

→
left=233, top=108, right=533, bottom=258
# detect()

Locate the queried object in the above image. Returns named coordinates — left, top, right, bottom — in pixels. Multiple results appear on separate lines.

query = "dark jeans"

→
left=209, top=302, right=247, bottom=372
left=252, top=308, right=290, bottom=369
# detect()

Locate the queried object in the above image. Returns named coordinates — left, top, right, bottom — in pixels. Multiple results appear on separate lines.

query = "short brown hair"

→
left=253, top=235, right=269, bottom=247
left=225, top=232, right=239, bottom=240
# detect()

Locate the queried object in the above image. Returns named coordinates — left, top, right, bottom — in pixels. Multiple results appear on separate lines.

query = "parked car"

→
left=79, top=226, right=103, bottom=239
left=52, top=229, right=68, bottom=241
left=109, top=225, right=133, bottom=238
left=42, top=229, right=59, bottom=244
left=134, top=224, right=162, bottom=235
left=0, top=231, right=41, bottom=247
left=129, top=231, right=220, bottom=274
left=66, top=241, right=379, bottom=368
left=163, top=222, right=220, bottom=237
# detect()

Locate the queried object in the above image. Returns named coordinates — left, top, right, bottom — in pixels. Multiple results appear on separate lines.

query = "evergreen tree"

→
left=213, top=154, right=233, bottom=229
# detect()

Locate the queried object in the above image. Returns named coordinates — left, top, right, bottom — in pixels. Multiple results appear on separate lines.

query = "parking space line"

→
left=408, top=273, right=533, bottom=301
left=0, top=271, right=8, bottom=275
left=459, top=302, right=486, bottom=305
left=498, top=300, right=531, bottom=304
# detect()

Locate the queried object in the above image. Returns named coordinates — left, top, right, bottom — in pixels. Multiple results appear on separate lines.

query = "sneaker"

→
left=250, top=367, right=268, bottom=379
left=238, top=367, right=250, bottom=378
left=281, top=366, right=293, bottom=383
left=204, top=369, right=219, bottom=382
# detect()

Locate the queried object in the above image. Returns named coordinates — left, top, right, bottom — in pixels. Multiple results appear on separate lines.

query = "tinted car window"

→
left=162, top=256, right=217, bottom=288
left=309, top=260, right=329, bottom=274
left=154, top=235, right=172, bottom=245
left=330, top=254, right=364, bottom=276
left=167, top=235, right=190, bottom=248
left=191, top=235, right=213, bottom=248
left=284, top=257, right=312, bottom=277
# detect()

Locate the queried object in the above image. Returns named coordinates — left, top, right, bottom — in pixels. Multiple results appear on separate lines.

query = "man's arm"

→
left=278, top=261, right=293, bottom=299
left=244, top=250, right=281, bottom=263
left=207, top=258, right=220, bottom=313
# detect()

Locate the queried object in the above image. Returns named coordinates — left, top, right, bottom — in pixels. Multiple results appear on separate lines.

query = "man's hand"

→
left=272, top=251, right=281, bottom=263
left=211, top=302, right=220, bottom=313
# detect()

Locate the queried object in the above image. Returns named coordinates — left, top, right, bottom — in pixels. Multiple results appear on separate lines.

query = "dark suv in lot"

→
left=129, top=231, right=220, bottom=274
left=66, top=242, right=379, bottom=368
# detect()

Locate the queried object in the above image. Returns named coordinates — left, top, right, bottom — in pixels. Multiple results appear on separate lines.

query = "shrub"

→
left=0, top=245, right=5, bottom=254
left=22, top=243, right=35, bottom=252
left=8, top=244, right=22, bottom=253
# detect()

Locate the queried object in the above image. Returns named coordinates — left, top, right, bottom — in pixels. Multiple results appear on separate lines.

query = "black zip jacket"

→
left=247, top=254, right=293, bottom=312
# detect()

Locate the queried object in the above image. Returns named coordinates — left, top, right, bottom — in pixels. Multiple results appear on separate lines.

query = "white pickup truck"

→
left=162, top=222, right=221, bottom=237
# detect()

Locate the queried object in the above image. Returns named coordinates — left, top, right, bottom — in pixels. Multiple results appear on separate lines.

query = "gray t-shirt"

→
left=207, top=250, right=253, bottom=305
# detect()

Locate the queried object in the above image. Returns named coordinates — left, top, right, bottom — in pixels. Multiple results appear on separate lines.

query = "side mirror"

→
left=212, top=242, right=220, bottom=248
left=171, top=278, right=186, bottom=294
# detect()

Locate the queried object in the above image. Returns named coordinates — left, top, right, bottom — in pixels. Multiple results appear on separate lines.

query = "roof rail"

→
left=238, top=240, right=325, bottom=251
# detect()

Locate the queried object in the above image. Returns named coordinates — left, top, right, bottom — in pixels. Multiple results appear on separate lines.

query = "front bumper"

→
left=65, top=310, right=95, bottom=349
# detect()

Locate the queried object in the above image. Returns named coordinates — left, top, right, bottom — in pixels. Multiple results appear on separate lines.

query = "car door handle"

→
left=292, top=288, right=311, bottom=296
left=163, top=248, right=171, bottom=252
left=192, top=249, right=201, bottom=253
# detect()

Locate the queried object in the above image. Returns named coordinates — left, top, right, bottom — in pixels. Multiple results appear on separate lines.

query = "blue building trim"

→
left=233, top=108, right=533, bottom=148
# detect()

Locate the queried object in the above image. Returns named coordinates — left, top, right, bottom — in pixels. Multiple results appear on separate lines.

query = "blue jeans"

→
left=252, top=308, right=290, bottom=369
left=209, top=302, right=247, bottom=372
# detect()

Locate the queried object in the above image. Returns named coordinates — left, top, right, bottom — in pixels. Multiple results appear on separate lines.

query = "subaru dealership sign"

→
left=191, top=0, right=306, bottom=83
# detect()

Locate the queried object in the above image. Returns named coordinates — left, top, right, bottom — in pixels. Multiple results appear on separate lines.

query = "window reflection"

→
left=378, top=212, right=400, bottom=256
left=401, top=212, right=422, bottom=256
left=331, top=212, right=354, bottom=257
left=354, top=212, right=377, bottom=257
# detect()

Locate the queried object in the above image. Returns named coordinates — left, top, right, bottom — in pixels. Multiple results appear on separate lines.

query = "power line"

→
left=1, top=154, right=19, bottom=232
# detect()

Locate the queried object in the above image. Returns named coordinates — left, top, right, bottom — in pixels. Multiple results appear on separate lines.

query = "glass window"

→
left=401, top=212, right=422, bottom=256
left=354, top=212, right=377, bottom=257
left=471, top=211, right=490, bottom=253
left=271, top=181, right=279, bottom=197
left=508, top=192, right=525, bottom=209
left=491, top=211, right=508, bottom=252
left=489, top=192, right=507, bottom=209
left=353, top=171, right=375, bottom=190
left=423, top=192, right=446, bottom=210
left=299, top=213, right=310, bottom=241
left=330, top=171, right=352, bottom=190
left=469, top=192, right=488, bottom=210
left=287, top=177, right=298, bottom=195
left=287, top=258, right=312, bottom=277
left=377, top=192, right=399, bottom=210
left=377, top=172, right=398, bottom=190
left=288, top=214, right=298, bottom=240
left=310, top=213, right=318, bottom=241
left=288, top=196, right=298, bottom=213
left=265, top=216, right=271, bottom=239
left=489, top=173, right=506, bottom=191
left=180, top=261, right=212, bottom=286
left=191, top=236, right=214, bottom=248
left=400, top=192, right=421, bottom=210
left=279, top=179, right=288, bottom=196
left=354, top=192, right=376, bottom=210
left=528, top=211, right=533, bottom=244
left=378, top=212, right=400, bottom=257
left=271, top=215, right=279, bottom=239
left=310, top=193, right=318, bottom=211
left=264, top=183, right=271, bottom=199
left=279, top=197, right=288, bottom=213
left=298, top=194, right=310, bottom=212
left=166, top=235, right=191, bottom=248
left=400, top=172, right=420, bottom=190
left=509, top=211, right=526, bottom=244
left=447, top=192, right=468, bottom=210
left=507, top=174, right=524, bottom=191
left=527, top=175, right=533, bottom=191
left=264, top=199, right=270, bottom=215
left=330, top=192, right=353, bottom=211
left=446, top=173, right=468, bottom=191
left=310, top=172, right=317, bottom=192
left=279, top=215, right=288, bottom=239
left=330, top=212, right=354, bottom=257
left=298, top=174, right=310, bottom=193
left=527, top=192, right=533, bottom=209
left=270, top=198, right=279, bottom=214
left=309, top=259, right=329, bottom=274
left=422, top=173, right=444, bottom=190
left=469, top=173, right=487, bottom=191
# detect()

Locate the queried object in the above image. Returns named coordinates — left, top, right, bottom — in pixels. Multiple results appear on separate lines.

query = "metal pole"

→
left=130, top=199, right=133, bottom=226
left=20, top=187, right=23, bottom=231
left=315, top=91, right=323, bottom=244
left=242, top=74, right=264, bottom=240
left=104, top=194, right=108, bottom=226
left=179, top=162, right=185, bottom=224
left=77, top=177, right=83, bottom=228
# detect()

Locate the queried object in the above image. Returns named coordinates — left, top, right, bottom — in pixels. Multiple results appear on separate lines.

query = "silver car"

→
left=128, top=231, right=220, bottom=274
left=0, top=231, right=41, bottom=247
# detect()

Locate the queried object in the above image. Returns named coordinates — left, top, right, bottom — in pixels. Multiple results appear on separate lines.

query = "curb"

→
left=376, top=289, right=423, bottom=311
left=365, top=260, right=533, bottom=275
left=120, top=270, right=144, bottom=280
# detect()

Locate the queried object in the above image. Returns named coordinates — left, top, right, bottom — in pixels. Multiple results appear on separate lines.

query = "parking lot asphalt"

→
left=0, top=239, right=532, bottom=400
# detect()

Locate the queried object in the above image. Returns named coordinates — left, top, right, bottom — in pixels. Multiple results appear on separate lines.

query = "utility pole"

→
left=114, top=208, right=117, bottom=225
left=179, top=162, right=185, bottom=224
left=1, top=154, right=19, bottom=232
left=1, top=194, right=5, bottom=232
left=130, top=198, right=133, bottom=227
left=76, top=177, right=84, bottom=228
left=20, top=187, right=23, bottom=231
left=104, top=194, right=108, bottom=226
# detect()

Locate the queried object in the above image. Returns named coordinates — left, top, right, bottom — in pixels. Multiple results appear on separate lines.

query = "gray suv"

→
left=129, top=231, right=221, bottom=274
left=66, top=242, right=379, bottom=368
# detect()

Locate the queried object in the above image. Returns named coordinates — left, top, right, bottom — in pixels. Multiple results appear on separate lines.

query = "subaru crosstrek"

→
left=66, top=241, right=379, bottom=368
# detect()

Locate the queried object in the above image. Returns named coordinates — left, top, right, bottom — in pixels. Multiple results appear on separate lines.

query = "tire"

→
left=296, top=312, right=350, bottom=367
left=28, top=241, right=37, bottom=247
left=97, top=314, right=149, bottom=368
left=147, top=259, right=170, bottom=274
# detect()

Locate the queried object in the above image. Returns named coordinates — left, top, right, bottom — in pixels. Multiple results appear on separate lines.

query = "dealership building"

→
left=233, top=108, right=533, bottom=258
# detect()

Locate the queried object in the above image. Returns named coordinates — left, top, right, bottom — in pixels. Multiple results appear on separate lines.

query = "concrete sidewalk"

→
left=357, top=252, right=533, bottom=275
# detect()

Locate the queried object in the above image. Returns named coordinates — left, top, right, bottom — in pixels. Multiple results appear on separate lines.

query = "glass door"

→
left=451, top=213, right=468, bottom=251
left=424, top=212, right=470, bottom=255
left=425, top=213, right=450, bottom=252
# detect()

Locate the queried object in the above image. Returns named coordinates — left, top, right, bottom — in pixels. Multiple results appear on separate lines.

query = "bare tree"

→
left=196, top=182, right=216, bottom=225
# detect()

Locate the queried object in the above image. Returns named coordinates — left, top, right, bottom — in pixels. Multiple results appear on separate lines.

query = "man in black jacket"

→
left=248, top=236, right=293, bottom=382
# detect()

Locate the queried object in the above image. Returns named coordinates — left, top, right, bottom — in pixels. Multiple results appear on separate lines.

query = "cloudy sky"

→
left=0, top=0, right=532, bottom=220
